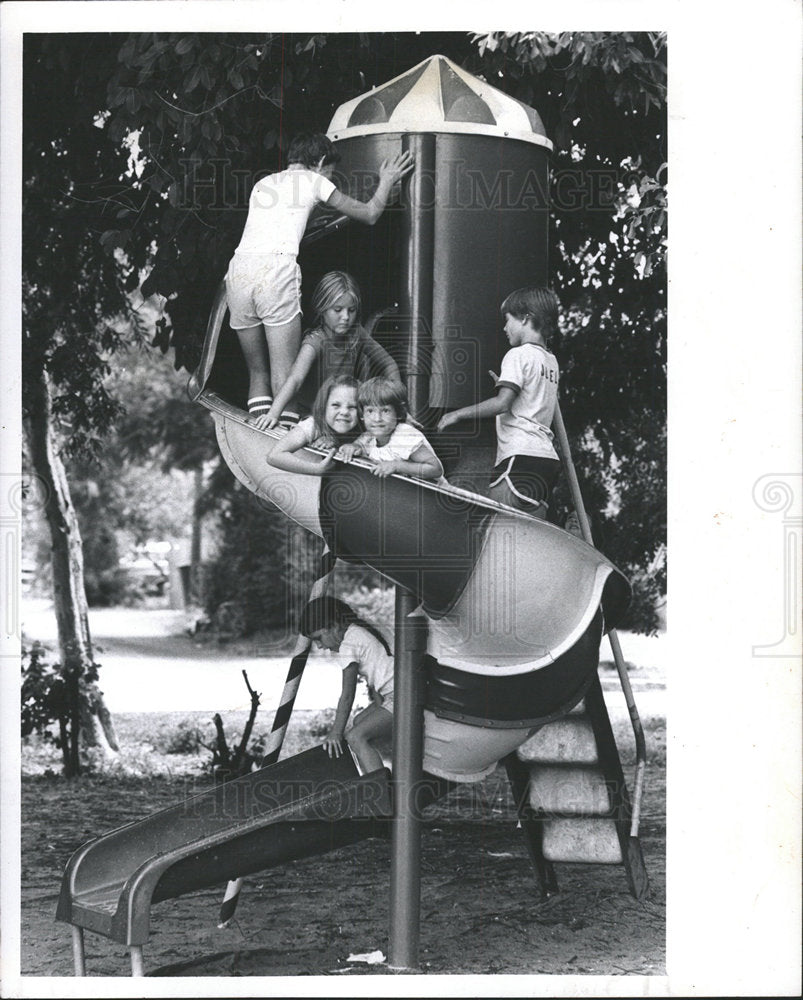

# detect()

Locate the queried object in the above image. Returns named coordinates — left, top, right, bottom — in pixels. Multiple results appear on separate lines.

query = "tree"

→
left=22, top=35, right=148, bottom=770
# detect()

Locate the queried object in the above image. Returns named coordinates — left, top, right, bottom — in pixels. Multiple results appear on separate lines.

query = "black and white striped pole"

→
left=217, top=549, right=336, bottom=928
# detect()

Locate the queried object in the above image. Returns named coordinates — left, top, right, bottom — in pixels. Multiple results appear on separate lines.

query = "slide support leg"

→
left=71, top=925, right=86, bottom=976
left=388, top=587, right=427, bottom=971
left=129, top=945, right=145, bottom=977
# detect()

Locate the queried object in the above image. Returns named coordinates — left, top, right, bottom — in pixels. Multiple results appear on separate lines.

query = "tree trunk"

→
left=190, top=465, right=204, bottom=605
left=24, top=369, right=119, bottom=770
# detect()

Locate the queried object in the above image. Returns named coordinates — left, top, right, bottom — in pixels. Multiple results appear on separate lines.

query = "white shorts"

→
left=225, top=252, right=302, bottom=329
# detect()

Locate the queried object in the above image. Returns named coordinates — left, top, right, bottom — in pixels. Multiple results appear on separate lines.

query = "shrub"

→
left=163, top=721, right=207, bottom=756
left=21, top=641, right=101, bottom=777
left=205, top=483, right=323, bottom=635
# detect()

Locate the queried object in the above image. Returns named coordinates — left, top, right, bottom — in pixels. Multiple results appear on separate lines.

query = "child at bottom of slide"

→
left=300, top=596, right=394, bottom=774
left=339, top=376, right=445, bottom=482
left=267, top=375, right=360, bottom=476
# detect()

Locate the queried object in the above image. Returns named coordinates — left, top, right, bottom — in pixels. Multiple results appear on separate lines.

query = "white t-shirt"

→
left=495, top=343, right=560, bottom=464
left=234, top=168, right=336, bottom=257
left=333, top=624, right=394, bottom=703
left=357, top=422, right=435, bottom=463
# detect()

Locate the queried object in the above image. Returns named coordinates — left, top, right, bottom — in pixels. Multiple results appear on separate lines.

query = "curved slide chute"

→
left=212, top=395, right=630, bottom=781
left=57, top=748, right=400, bottom=948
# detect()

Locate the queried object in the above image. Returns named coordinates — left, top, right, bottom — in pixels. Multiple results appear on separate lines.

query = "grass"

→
left=21, top=708, right=336, bottom=778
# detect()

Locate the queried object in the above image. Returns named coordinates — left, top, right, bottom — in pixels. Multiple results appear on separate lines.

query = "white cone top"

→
left=327, top=54, right=552, bottom=151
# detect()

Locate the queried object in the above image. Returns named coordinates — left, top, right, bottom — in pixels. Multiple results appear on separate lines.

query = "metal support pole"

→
left=71, top=925, right=86, bottom=976
left=389, top=126, right=434, bottom=974
left=401, top=132, right=436, bottom=421
left=388, top=587, right=427, bottom=971
left=129, top=945, right=144, bottom=977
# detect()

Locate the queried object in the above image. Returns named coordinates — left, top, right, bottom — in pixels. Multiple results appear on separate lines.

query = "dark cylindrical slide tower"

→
left=317, top=54, right=553, bottom=488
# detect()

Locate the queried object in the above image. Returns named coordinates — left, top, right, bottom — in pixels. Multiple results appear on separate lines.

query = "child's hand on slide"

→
left=252, top=411, right=276, bottom=430
left=371, top=459, right=400, bottom=478
left=316, top=448, right=338, bottom=474
left=258, top=405, right=282, bottom=430
left=323, top=731, right=344, bottom=758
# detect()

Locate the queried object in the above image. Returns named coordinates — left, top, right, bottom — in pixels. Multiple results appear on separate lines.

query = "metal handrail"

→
left=552, top=402, right=647, bottom=837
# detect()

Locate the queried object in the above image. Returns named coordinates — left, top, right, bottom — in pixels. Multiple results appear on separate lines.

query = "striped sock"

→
left=278, top=410, right=300, bottom=430
left=248, top=395, right=273, bottom=416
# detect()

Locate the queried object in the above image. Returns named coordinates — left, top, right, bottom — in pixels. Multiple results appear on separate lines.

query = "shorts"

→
left=489, top=455, right=561, bottom=512
left=225, top=252, right=302, bottom=329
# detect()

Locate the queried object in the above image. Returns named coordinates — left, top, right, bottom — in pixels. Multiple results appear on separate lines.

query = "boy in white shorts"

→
left=225, top=131, right=413, bottom=426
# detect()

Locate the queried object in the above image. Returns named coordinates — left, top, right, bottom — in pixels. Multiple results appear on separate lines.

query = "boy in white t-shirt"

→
left=226, top=132, right=413, bottom=425
left=436, top=286, right=562, bottom=518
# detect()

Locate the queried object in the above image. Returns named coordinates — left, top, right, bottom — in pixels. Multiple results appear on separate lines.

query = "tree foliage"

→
left=23, top=35, right=147, bottom=458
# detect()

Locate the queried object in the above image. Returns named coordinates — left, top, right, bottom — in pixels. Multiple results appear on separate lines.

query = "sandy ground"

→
left=17, top=599, right=666, bottom=982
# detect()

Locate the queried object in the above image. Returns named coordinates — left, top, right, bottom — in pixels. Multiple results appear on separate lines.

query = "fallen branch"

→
left=210, top=670, right=261, bottom=782
left=232, top=670, right=261, bottom=774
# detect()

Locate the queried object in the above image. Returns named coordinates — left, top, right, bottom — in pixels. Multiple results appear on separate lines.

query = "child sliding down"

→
left=300, top=597, right=394, bottom=774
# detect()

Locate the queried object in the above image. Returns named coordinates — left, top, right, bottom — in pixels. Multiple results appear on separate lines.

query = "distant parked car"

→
left=118, top=548, right=170, bottom=597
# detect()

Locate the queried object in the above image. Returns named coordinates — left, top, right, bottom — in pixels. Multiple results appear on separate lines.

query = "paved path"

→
left=20, top=600, right=666, bottom=720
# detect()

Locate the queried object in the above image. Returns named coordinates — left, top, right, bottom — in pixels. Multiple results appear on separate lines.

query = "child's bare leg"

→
left=236, top=326, right=272, bottom=413
left=345, top=704, right=393, bottom=773
left=264, top=314, right=302, bottom=402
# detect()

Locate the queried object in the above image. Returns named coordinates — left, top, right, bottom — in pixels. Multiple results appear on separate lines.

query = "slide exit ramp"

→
left=56, top=747, right=392, bottom=974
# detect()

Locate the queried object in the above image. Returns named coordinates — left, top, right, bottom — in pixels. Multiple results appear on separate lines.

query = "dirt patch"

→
left=20, top=711, right=665, bottom=979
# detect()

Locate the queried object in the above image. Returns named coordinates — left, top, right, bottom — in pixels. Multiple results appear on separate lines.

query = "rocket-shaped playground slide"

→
left=56, top=55, right=647, bottom=974
left=214, top=404, right=628, bottom=781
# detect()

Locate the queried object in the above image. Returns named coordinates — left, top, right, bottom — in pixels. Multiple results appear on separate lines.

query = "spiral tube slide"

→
left=211, top=401, right=630, bottom=782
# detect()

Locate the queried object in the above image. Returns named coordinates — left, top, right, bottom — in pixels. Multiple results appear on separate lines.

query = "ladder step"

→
left=517, top=714, right=598, bottom=764
left=542, top=818, right=622, bottom=864
left=528, top=764, right=611, bottom=816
